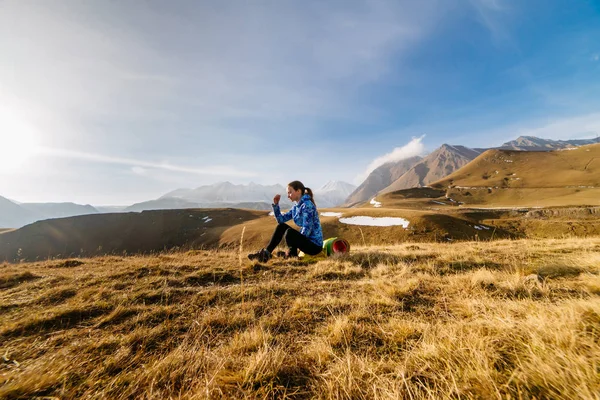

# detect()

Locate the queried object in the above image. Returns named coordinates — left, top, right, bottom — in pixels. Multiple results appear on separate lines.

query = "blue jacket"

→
left=272, top=194, right=323, bottom=247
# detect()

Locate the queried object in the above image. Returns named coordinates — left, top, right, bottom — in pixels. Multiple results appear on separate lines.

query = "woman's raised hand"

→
left=273, top=194, right=281, bottom=205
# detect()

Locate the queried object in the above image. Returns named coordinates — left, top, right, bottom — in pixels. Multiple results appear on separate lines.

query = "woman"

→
left=248, top=180, right=323, bottom=263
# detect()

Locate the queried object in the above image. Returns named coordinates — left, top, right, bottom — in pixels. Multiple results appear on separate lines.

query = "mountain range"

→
left=428, top=142, right=600, bottom=207
left=0, top=197, right=99, bottom=229
left=128, top=181, right=357, bottom=212
left=343, top=135, right=600, bottom=205
left=498, top=136, right=600, bottom=151
left=0, top=181, right=357, bottom=228
left=2, top=135, right=598, bottom=228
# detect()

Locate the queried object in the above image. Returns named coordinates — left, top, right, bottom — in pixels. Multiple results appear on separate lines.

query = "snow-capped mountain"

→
left=500, top=136, right=600, bottom=151
left=314, top=181, right=357, bottom=208
left=159, top=182, right=294, bottom=210
left=155, top=181, right=356, bottom=212
left=161, top=181, right=288, bottom=204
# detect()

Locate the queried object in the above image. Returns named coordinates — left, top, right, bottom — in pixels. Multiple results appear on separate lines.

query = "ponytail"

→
left=288, top=180, right=317, bottom=206
left=305, top=187, right=316, bottom=206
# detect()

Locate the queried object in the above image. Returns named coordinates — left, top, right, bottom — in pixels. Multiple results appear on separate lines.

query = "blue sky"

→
left=0, top=0, right=599, bottom=205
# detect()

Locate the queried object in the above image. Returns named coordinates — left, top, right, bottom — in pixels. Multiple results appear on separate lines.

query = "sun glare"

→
left=0, top=116, right=40, bottom=173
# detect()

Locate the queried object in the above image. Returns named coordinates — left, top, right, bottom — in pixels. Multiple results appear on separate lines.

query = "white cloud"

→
left=38, top=147, right=257, bottom=178
left=355, top=135, right=426, bottom=183
left=0, top=1, right=446, bottom=131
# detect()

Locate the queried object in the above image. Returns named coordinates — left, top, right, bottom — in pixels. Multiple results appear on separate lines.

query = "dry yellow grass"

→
left=434, top=144, right=600, bottom=189
left=427, top=144, right=600, bottom=207
left=1, top=238, right=600, bottom=399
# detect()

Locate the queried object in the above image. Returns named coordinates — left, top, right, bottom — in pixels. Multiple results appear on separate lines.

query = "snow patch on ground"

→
left=432, top=201, right=446, bottom=205
left=321, top=212, right=343, bottom=217
left=474, top=225, right=491, bottom=230
left=268, top=211, right=274, bottom=216
left=370, top=198, right=382, bottom=208
left=204, top=218, right=212, bottom=223
left=339, top=216, right=410, bottom=228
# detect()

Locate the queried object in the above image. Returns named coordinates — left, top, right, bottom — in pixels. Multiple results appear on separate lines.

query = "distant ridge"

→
left=125, top=198, right=274, bottom=212
left=499, top=135, right=600, bottom=151
left=156, top=181, right=356, bottom=211
left=125, top=198, right=203, bottom=212
left=0, top=197, right=98, bottom=229
left=161, top=181, right=287, bottom=204
left=0, top=196, right=43, bottom=228
left=21, top=202, right=98, bottom=218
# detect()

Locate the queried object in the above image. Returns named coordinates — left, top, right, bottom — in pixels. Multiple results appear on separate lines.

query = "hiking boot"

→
left=247, top=248, right=272, bottom=263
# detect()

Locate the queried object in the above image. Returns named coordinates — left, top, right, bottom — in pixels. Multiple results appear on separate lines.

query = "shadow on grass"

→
left=311, top=270, right=365, bottom=281
left=50, top=259, right=85, bottom=268
left=270, top=258, right=321, bottom=267
left=395, top=282, right=438, bottom=313
left=96, top=306, right=144, bottom=328
left=346, top=252, right=403, bottom=269
left=0, top=271, right=41, bottom=289
left=35, top=288, right=78, bottom=306
left=0, top=304, right=19, bottom=315
left=534, top=264, right=587, bottom=279
left=184, top=271, right=240, bottom=286
left=0, top=304, right=114, bottom=338
left=132, top=288, right=196, bottom=305
left=435, top=260, right=503, bottom=275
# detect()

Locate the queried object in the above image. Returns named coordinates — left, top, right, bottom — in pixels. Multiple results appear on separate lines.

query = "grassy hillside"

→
left=367, top=144, right=600, bottom=209
left=1, top=205, right=519, bottom=262
left=0, top=208, right=265, bottom=262
left=444, top=187, right=600, bottom=207
left=1, top=238, right=599, bottom=398
left=433, top=144, right=600, bottom=189
left=5, top=201, right=600, bottom=262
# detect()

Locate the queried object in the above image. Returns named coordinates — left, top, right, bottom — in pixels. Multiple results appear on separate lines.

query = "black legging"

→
left=266, top=223, right=323, bottom=255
